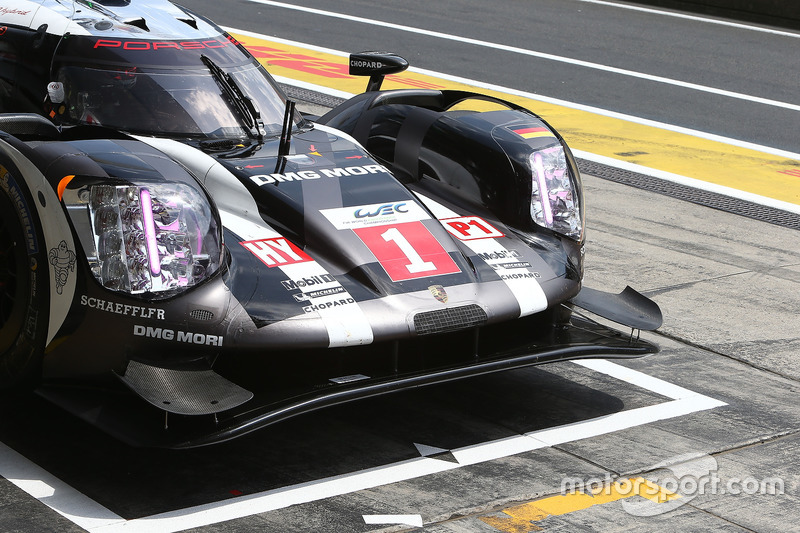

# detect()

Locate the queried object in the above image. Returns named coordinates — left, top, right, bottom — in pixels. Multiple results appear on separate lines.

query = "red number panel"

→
left=354, top=222, right=461, bottom=282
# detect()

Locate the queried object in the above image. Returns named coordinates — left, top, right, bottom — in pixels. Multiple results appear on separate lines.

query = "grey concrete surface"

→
left=581, top=175, right=800, bottom=381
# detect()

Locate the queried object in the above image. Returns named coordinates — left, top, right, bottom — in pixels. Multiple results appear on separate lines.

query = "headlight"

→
left=529, top=144, right=583, bottom=240
left=64, top=180, right=222, bottom=295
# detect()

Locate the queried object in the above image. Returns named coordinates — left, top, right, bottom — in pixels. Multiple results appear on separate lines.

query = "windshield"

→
left=52, top=37, right=293, bottom=139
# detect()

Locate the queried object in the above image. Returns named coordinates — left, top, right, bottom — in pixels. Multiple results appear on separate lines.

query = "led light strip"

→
left=532, top=152, right=554, bottom=226
left=139, top=188, right=162, bottom=277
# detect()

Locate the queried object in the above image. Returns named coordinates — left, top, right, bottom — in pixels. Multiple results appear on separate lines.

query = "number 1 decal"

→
left=381, top=227, right=436, bottom=274
left=355, top=222, right=461, bottom=282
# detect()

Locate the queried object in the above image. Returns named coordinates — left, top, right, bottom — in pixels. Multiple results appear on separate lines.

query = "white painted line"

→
left=578, top=0, right=800, bottom=39
left=0, top=360, right=726, bottom=533
left=451, top=434, right=551, bottom=467
left=91, top=458, right=456, bottom=533
left=236, top=26, right=800, bottom=161
left=528, top=397, right=726, bottom=447
left=363, top=514, right=423, bottom=527
left=575, top=358, right=721, bottom=400
left=244, top=0, right=800, bottom=113
left=0, top=442, right=125, bottom=531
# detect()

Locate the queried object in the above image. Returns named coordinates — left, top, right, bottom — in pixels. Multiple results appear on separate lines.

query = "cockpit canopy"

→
left=50, top=35, right=293, bottom=139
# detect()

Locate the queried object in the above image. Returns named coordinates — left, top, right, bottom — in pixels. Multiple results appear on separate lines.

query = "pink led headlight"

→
left=139, top=188, right=162, bottom=277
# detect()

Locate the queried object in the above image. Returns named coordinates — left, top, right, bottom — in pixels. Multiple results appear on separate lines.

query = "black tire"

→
left=0, top=162, right=48, bottom=391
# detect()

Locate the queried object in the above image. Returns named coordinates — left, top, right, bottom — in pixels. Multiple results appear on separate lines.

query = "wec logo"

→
left=322, top=201, right=430, bottom=230
left=354, top=202, right=408, bottom=219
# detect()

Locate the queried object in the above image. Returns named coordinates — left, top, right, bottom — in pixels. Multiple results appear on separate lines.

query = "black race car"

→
left=0, top=0, right=661, bottom=447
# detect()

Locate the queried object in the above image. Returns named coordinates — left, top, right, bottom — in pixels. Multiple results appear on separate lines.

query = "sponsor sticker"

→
left=292, top=286, right=347, bottom=301
left=322, top=201, right=430, bottom=230
left=413, top=192, right=549, bottom=317
left=280, top=274, right=357, bottom=315
left=249, top=164, right=390, bottom=186
left=48, top=240, right=75, bottom=295
left=81, top=295, right=165, bottom=320
left=133, top=325, right=223, bottom=346
left=442, top=216, right=504, bottom=241
left=220, top=212, right=373, bottom=347
left=241, top=237, right=312, bottom=267
left=492, top=261, right=533, bottom=270
left=281, top=273, right=337, bottom=290
left=0, top=8, right=31, bottom=17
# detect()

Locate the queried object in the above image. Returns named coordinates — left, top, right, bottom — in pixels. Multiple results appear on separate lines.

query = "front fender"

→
left=0, top=133, right=77, bottom=345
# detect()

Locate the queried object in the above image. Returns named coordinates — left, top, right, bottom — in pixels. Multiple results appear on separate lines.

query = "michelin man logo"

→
left=49, top=240, right=76, bottom=295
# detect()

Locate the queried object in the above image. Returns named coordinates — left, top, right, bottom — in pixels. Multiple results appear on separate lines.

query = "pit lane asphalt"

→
left=1, top=154, right=799, bottom=531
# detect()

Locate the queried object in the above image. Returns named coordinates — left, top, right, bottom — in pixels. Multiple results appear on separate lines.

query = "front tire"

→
left=0, top=162, right=48, bottom=390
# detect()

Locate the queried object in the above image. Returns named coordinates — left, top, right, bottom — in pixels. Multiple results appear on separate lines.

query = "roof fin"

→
left=177, top=16, right=198, bottom=29
left=122, top=17, right=149, bottom=31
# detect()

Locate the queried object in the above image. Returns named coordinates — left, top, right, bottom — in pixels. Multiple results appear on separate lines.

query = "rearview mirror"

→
left=349, top=51, right=409, bottom=92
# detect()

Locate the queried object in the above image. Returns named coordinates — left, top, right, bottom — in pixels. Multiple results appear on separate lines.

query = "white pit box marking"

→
left=0, top=360, right=726, bottom=532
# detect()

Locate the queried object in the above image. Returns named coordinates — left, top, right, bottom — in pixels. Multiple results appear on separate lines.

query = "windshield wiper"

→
left=201, top=55, right=265, bottom=141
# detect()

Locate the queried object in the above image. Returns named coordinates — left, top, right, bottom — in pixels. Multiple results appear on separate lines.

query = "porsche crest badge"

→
left=428, top=284, right=448, bottom=304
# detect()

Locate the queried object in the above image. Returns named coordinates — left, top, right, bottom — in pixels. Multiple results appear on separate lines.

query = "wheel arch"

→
left=0, top=134, right=78, bottom=347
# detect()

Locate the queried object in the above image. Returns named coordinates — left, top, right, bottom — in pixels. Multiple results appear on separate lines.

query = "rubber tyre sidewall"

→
left=0, top=160, right=49, bottom=391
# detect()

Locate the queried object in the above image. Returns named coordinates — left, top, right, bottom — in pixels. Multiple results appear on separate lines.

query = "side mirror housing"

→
left=349, top=52, right=409, bottom=92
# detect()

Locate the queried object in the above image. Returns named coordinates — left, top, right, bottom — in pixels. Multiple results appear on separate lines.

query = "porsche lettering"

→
left=93, top=39, right=231, bottom=50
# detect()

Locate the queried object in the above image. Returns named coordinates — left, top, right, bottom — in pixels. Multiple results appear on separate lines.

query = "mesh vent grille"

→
left=189, top=309, right=214, bottom=321
left=414, top=305, right=487, bottom=336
